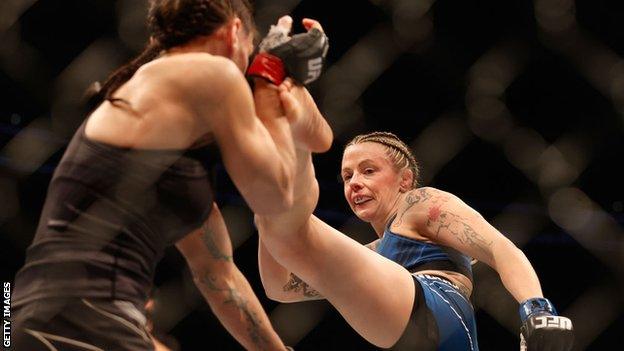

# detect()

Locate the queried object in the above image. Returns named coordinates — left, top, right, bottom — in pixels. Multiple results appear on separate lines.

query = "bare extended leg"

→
left=256, top=151, right=416, bottom=348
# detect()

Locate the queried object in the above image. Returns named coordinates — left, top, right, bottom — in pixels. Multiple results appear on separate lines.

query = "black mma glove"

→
left=247, top=21, right=329, bottom=85
left=519, top=297, right=574, bottom=351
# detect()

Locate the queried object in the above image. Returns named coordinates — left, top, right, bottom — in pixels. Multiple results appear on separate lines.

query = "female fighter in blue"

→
left=255, top=76, right=575, bottom=350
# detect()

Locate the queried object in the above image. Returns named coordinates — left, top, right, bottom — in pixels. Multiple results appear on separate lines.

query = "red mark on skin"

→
left=428, top=205, right=442, bottom=221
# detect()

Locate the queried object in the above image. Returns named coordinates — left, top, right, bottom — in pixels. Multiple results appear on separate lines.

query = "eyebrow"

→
left=341, top=158, right=377, bottom=173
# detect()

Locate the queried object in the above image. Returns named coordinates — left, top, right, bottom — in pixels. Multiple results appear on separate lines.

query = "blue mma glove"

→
left=519, top=297, right=574, bottom=351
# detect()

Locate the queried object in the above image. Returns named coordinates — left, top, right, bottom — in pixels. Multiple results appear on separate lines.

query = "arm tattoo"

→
left=224, top=286, right=266, bottom=347
left=198, top=274, right=269, bottom=348
left=196, top=226, right=268, bottom=347
left=283, top=273, right=321, bottom=298
left=426, top=209, right=493, bottom=258
left=395, top=188, right=432, bottom=226
left=201, top=223, right=233, bottom=262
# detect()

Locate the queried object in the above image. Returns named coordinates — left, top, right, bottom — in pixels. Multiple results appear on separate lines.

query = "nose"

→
left=348, top=173, right=363, bottom=192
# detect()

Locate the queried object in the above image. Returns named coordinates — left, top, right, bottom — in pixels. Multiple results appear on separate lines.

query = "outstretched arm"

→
left=399, top=187, right=542, bottom=302
left=400, top=187, right=573, bottom=350
left=176, top=203, right=287, bottom=351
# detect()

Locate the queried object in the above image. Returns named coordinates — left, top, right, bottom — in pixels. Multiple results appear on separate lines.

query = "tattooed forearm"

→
left=283, top=273, right=321, bottom=298
left=198, top=274, right=269, bottom=348
left=426, top=209, right=493, bottom=257
left=224, top=286, right=266, bottom=347
left=201, top=223, right=233, bottom=262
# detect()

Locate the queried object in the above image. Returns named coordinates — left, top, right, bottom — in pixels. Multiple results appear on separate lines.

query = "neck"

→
left=165, top=35, right=229, bottom=58
left=371, top=191, right=405, bottom=236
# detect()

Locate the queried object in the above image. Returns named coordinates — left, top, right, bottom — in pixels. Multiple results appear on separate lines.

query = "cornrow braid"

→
left=346, top=131, right=420, bottom=188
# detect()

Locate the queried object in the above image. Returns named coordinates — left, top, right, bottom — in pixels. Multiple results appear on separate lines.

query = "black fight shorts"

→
left=11, top=297, right=153, bottom=351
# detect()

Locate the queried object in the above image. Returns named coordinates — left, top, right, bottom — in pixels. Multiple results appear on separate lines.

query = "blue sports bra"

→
left=376, top=217, right=473, bottom=281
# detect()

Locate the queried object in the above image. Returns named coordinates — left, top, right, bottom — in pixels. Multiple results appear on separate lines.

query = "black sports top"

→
left=13, top=121, right=214, bottom=308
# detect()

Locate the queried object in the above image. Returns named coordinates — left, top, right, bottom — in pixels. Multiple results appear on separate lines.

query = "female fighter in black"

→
left=11, top=1, right=325, bottom=350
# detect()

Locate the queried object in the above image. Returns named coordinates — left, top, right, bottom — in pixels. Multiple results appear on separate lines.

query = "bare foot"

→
left=279, top=80, right=332, bottom=152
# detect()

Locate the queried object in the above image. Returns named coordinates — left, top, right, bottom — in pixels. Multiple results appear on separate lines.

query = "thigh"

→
left=12, top=298, right=154, bottom=351
left=260, top=215, right=417, bottom=348
left=391, top=277, right=439, bottom=351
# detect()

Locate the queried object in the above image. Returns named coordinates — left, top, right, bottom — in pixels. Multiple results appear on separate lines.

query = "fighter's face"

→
left=341, top=142, right=404, bottom=223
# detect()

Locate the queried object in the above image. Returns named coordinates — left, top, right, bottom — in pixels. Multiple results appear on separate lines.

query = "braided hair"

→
left=345, top=131, right=420, bottom=188
left=87, top=0, right=254, bottom=111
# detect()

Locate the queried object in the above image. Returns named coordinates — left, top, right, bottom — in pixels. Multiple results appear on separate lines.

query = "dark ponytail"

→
left=85, top=41, right=163, bottom=112
left=84, top=0, right=255, bottom=113
left=102, top=42, right=163, bottom=101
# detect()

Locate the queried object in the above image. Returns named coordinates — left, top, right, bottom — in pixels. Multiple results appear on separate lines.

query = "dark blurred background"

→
left=1, top=0, right=623, bottom=350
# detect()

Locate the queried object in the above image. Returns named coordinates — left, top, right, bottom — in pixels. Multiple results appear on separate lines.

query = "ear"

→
left=399, top=168, right=414, bottom=193
left=225, top=17, right=242, bottom=51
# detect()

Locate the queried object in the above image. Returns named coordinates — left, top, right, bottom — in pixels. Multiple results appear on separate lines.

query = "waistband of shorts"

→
left=415, top=273, right=473, bottom=305
left=413, top=273, right=462, bottom=292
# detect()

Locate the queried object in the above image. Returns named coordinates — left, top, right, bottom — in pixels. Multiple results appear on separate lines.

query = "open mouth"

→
left=353, top=196, right=372, bottom=206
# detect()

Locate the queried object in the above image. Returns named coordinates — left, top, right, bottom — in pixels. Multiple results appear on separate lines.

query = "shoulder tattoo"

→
left=395, top=188, right=450, bottom=226
left=426, top=209, right=493, bottom=258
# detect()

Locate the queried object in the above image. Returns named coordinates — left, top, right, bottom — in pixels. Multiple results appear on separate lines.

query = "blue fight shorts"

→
left=413, top=274, right=479, bottom=350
